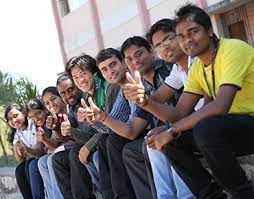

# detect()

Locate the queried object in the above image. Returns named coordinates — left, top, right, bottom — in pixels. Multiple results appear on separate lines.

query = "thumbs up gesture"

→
left=36, top=127, right=45, bottom=142
left=84, top=97, right=105, bottom=124
left=46, top=108, right=58, bottom=130
left=61, top=114, right=71, bottom=136
left=77, top=98, right=88, bottom=123
left=123, top=71, right=146, bottom=106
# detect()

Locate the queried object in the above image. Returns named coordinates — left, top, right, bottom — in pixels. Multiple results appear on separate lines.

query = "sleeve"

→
left=69, top=126, right=96, bottom=143
left=85, top=133, right=102, bottom=152
left=12, top=132, right=18, bottom=145
left=183, top=61, right=204, bottom=95
left=219, top=40, right=252, bottom=88
left=68, top=109, right=78, bottom=128
left=164, top=64, right=184, bottom=90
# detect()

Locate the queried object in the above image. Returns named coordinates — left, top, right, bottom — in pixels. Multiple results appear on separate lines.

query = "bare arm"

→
left=172, top=85, right=238, bottom=132
left=150, top=83, right=176, bottom=103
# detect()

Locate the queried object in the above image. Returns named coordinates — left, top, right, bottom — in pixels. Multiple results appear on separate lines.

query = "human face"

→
left=124, top=45, right=154, bottom=76
left=57, top=79, right=81, bottom=106
left=175, top=19, right=213, bottom=57
left=7, top=108, right=26, bottom=130
left=98, top=56, right=127, bottom=84
left=27, top=109, right=47, bottom=127
left=152, top=30, right=185, bottom=63
left=70, top=65, right=95, bottom=94
left=42, top=92, right=66, bottom=114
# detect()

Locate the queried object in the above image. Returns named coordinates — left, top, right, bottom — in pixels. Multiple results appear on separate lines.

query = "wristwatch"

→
left=164, top=121, right=181, bottom=140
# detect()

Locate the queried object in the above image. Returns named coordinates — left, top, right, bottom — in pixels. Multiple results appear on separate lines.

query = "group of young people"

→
left=4, top=4, right=254, bottom=199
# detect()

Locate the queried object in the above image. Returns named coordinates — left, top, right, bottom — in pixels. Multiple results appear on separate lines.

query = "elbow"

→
left=214, top=104, right=229, bottom=116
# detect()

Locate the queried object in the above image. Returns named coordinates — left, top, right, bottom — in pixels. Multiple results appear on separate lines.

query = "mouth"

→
left=67, top=97, right=75, bottom=104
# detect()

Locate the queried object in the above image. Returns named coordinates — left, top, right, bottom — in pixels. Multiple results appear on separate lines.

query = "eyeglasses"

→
left=154, top=34, right=176, bottom=53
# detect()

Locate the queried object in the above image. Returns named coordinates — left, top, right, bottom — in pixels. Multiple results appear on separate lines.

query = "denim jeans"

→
left=28, top=158, right=45, bottom=199
left=147, top=146, right=195, bottom=199
left=52, top=144, right=95, bottom=199
left=38, top=154, right=63, bottom=199
left=165, top=114, right=254, bottom=199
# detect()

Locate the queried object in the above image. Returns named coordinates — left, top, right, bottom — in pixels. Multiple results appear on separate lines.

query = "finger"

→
left=134, top=71, right=142, bottom=85
left=63, top=114, right=69, bottom=123
left=88, top=97, right=98, bottom=110
left=126, top=72, right=136, bottom=85
left=50, top=108, right=57, bottom=119
left=81, top=98, right=88, bottom=108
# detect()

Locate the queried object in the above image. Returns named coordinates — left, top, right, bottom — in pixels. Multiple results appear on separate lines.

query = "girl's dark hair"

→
left=4, top=103, right=28, bottom=144
left=146, top=18, right=175, bottom=45
left=26, top=98, right=46, bottom=113
left=175, top=3, right=212, bottom=32
left=120, top=36, right=152, bottom=58
left=41, top=86, right=61, bottom=99
left=65, top=53, right=103, bottom=80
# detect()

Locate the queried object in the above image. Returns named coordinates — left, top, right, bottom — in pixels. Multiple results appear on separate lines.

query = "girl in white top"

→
left=5, top=103, right=44, bottom=198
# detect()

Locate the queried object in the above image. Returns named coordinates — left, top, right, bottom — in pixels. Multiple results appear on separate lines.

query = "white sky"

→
left=0, top=1, right=63, bottom=92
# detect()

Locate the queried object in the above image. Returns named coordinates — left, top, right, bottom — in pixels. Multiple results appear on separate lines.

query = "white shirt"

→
left=13, top=119, right=38, bottom=149
left=164, top=57, right=204, bottom=110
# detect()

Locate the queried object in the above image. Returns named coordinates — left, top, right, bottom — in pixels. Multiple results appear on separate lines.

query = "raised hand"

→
left=78, top=145, right=90, bottom=165
left=77, top=98, right=88, bottom=123
left=46, top=108, right=57, bottom=130
left=36, top=127, right=45, bottom=142
left=123, top=71, right=146, bottom=105
left=61, top=114, right=71, bottom=136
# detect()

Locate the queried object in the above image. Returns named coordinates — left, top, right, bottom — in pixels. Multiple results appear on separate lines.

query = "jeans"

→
left=38, top=154, right=63, bottom=199
left=28, top=158, right=45, bottom=199
left=15, top=159, right=33, bottom=199
left=164, top=114, right=254, bottom=199
left=146, top=145, right=195, bottom=199
left=52, top=144, right=95, bottom=199
left=85, top=150, right=101, bottom=191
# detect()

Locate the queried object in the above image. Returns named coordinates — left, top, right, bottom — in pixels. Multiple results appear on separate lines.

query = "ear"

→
left=208, top=27, right=214, bottom=37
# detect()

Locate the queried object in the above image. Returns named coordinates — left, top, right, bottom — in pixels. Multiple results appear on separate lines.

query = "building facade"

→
left=51, top=0, right=254, bottom=63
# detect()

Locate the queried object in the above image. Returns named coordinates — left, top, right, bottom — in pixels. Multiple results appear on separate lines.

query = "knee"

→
left=193, top=117, right=220, bottom=148
left=69, top=146, right=80, bottom=163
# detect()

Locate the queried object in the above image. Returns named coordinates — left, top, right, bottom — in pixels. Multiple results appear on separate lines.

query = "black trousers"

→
left=52, top=144, right=95, bottom=199
left=164, top=114, right=254, bottom=199
left=122, top=138, right=154, bottom=199
left=97, top=133, right=137, bottom=199
left=15, top=159, right=33, bottom=199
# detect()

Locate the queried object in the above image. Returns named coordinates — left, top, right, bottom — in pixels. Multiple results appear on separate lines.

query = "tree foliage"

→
left=0, top=70, right=39, bottom=106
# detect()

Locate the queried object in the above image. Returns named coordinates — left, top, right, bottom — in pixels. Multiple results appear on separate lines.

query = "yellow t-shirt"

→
left=184, top=38, right=254, bottom=114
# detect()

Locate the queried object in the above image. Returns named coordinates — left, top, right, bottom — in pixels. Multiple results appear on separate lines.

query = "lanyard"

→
left=202, top=39, right=220, bottom=99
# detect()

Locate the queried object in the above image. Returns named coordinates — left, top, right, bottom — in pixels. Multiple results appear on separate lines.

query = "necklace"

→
left=202, top=39, right=220, bottom=99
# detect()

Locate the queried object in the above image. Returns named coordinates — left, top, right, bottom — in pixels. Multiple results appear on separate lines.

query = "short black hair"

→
left=120, top=36, right=152, bottom=58
left=146, top=18, right=175, bottom=45
left=65, top=53, right=103, bottom=79
left=175, top=3, right=212, bottom=32
left=96, top=48, right=123, bottom=66
left=56, top=73, right=72, bottom=86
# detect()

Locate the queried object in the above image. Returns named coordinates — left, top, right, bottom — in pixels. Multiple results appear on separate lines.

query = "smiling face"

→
left=7, top=108, right=26, bottom=130
left=27, top=109, right=47, bottom=127
left=124, top=45, right=154, bottom=75
left=152, top=30, right=185, bottom=63
left=42, top=92, right=66, bottom=114
left=70, top=65, right=95, bottom=94
left=175, top=19, right=213, bottom=58
left=57, top=79, right=81, bottom=106
left=98, top=55, right=127, bottom=85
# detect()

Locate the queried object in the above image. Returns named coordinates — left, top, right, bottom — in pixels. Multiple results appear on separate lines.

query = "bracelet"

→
left=136, top=94, right=148, bottom=107
left=165, top=121, right=181, bottom=140
left=99, top=112, right=107, bottom=122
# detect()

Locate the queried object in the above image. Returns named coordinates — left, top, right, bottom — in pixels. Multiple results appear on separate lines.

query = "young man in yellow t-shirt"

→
left=122, top=3, right=254, bottom=199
